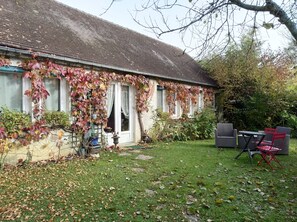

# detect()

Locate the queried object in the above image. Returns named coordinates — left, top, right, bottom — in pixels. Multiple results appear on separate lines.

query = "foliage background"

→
left=201, top=33, right=297, bottom=134
left=149, top=108, right=216, bottom=142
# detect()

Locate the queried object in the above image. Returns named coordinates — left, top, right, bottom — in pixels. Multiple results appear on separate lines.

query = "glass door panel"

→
left=121, top=85, right=129, bottom=131
left=107, top=84, right=115, bottom=131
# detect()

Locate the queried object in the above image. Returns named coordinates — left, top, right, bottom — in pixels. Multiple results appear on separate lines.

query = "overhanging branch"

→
left=230, top=0, right=297, bottom=41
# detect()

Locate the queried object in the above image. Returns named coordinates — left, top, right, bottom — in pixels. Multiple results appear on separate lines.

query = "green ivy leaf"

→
left=263, top=22, right=274, bottom=29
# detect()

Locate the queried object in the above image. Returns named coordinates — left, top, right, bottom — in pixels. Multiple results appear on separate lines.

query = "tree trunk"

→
left=137, top=111, right=145, bottom=138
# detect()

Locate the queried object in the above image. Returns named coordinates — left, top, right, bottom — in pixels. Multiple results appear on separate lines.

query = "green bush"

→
left=149, top=108, right=216, bottom=142
left=44, top=111, right=70, bottom=129
left=202, top=33, right=294, bottom=131
left=149, top=109, right=175, bottom=142
left=191, top=108, right=216, bottom=139
left=0, top=107, right=31, bottom=134
left=280, top=111, right=297, bottom=138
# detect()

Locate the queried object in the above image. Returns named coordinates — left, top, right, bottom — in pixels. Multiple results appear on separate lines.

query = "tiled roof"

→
left=0, top=0, right=217, bottom=86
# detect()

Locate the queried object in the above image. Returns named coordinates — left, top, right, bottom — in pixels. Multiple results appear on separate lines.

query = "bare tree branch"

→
left=103, top=0, right=297, bottom=58
left=99, top=0, right=116, bottom=16
left=230, top=0, right=297, bottom=40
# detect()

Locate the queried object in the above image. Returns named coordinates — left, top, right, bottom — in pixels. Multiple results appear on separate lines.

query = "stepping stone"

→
left=135, top=154, right=153, bottom=160
left=118, top=152, right=131, bottom=156
left=145, top=189, right=156, bottom=197
left=129, top=150, right=142, bottom=153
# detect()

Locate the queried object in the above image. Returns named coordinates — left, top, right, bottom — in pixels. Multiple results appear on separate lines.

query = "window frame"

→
left=44, top=78, right=61, bottom=112
left=198, top=87, right=204, bottom=112
left=188, top=99, right=194, bottom=117
left=43, top=77, right=70, bottom=113
left=0, top=67, right=25, bottom=112
left=156, top=85, right=165, bottom=112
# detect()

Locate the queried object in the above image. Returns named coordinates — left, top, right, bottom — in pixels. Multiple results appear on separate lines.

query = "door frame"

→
left=107, top=82, right=135, bottom=145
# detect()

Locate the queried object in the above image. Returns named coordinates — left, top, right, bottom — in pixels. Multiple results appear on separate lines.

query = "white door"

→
left=106, top=83, right=135, bottom=144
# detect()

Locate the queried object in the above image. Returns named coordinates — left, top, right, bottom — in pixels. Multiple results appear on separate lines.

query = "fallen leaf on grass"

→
left=228, top=195, right=236, bottom=201
left=214, top=182, right=223, bottom=187
left=202, top=203, right=210, bottom=209
left=268, top=196, right=275, bottom=203
left=215, top=199, right=224, bottom=206
left=197, top=179, right=205, bottom=186
left=256, top=181, right=264, bottom=185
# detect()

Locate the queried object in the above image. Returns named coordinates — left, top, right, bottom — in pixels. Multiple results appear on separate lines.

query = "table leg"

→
left=248, top=135, right=266, bottom=163
left=235, top=135, right=252, bottom=159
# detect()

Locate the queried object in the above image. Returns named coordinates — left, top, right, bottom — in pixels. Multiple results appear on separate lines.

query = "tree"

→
left=285, top=40, right=297, bottom=64
left=106, top=0, right=296, bottom=57
left=201, top=33, right=294, bottom=130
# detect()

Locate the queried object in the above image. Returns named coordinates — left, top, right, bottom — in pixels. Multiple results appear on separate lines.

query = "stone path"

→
left=135, top=154, right=154, bottom=160
left=118, top=152, right=131, bottom=156
left=131, top=167, right=145, bottom=173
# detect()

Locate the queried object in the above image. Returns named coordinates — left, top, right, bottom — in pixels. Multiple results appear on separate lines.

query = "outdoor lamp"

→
left=112, top=132, right=120, bottom=148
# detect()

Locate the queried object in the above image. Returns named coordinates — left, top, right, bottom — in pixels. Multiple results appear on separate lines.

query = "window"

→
left=172, top=92, right=177, bottom=116
left=0, top=71, right=22, bottom=111
left=59, top=78, right=70, bottom=113
left=106, top=84, right=115, bottom=131
left=188, top=99, right=194, bottom=117
left=44, top=78, right=60, bottom=111
left=157, top=85, right=165, bottom=111
left=121, top=85, right=130, bottom=131
left=198, top=88, right=203, bottom=112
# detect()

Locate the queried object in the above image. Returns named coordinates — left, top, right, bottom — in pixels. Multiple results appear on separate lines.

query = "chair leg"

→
left=258, top=153, right=275, bottom=170
left=271, top=155, right=284, bottom=168
left=258, top=152, right=284, bottom=170
left=257, top=153, right=267, bottom=166
left=266, top=155, right=275, bottom=170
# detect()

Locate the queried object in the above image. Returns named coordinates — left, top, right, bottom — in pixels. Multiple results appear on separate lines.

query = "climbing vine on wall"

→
left=158, top=80, right=202, bottom=115
left=22, top=59, right=65, bottom=119
left=20, top=57, right=153, bottom=135
left=120, top=74, right=152, bottom=113
left=189, top=87, right=200, bottom=105
left=203, top=87, right=214, bottom=107
left=65, top=68, right=110, bottom=133
left=0, top=56, right=10, bottom=66
left=158, top=81, right=177, bottom=114
left=1, top=55, right=214, bottom=144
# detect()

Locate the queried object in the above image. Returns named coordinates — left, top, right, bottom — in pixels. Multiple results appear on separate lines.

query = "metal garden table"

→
left=235, top=131, right=266, bottom=163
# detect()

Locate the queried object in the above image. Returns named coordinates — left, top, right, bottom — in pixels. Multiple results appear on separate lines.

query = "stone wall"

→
left=4, top=129, right=76, bottom=165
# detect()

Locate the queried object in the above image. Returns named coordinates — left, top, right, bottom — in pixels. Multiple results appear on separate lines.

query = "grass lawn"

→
left=1, top=139, right=297, bottom=221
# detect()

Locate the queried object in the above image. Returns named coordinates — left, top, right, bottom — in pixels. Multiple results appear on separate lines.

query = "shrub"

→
left=280, top=111, right=297, bottom=138
left=0, top=138, right=13, bottom=170
left=149, top=109, right=175, bottom=142
left=149, top=108, right=216, bottom=142
left=0, top=107, right=31, bottom=136
left=44, top=111, right=70, bottom=129
left=191, top=108, right=216, bottom=139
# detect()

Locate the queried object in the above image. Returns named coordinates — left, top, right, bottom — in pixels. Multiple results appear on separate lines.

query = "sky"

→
left=56, top=0, right=291, bottom=58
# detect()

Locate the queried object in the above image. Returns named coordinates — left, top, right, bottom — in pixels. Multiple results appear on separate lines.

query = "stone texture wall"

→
left=4, top=129, right=75, bottom=165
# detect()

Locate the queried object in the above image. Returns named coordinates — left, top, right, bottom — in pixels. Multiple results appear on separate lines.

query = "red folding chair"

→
left=264, top=128, right=276, bottom=134
left=257, top=132, right=286, bottom=170
left=260, top=128, right=276, bottom=146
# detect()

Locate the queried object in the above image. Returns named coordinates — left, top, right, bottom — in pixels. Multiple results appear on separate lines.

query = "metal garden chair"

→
left=257, top=132, right=286, bottom=170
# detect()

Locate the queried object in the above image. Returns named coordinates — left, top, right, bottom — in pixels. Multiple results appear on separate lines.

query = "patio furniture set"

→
left=215, top=123, right=291, bottom=169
